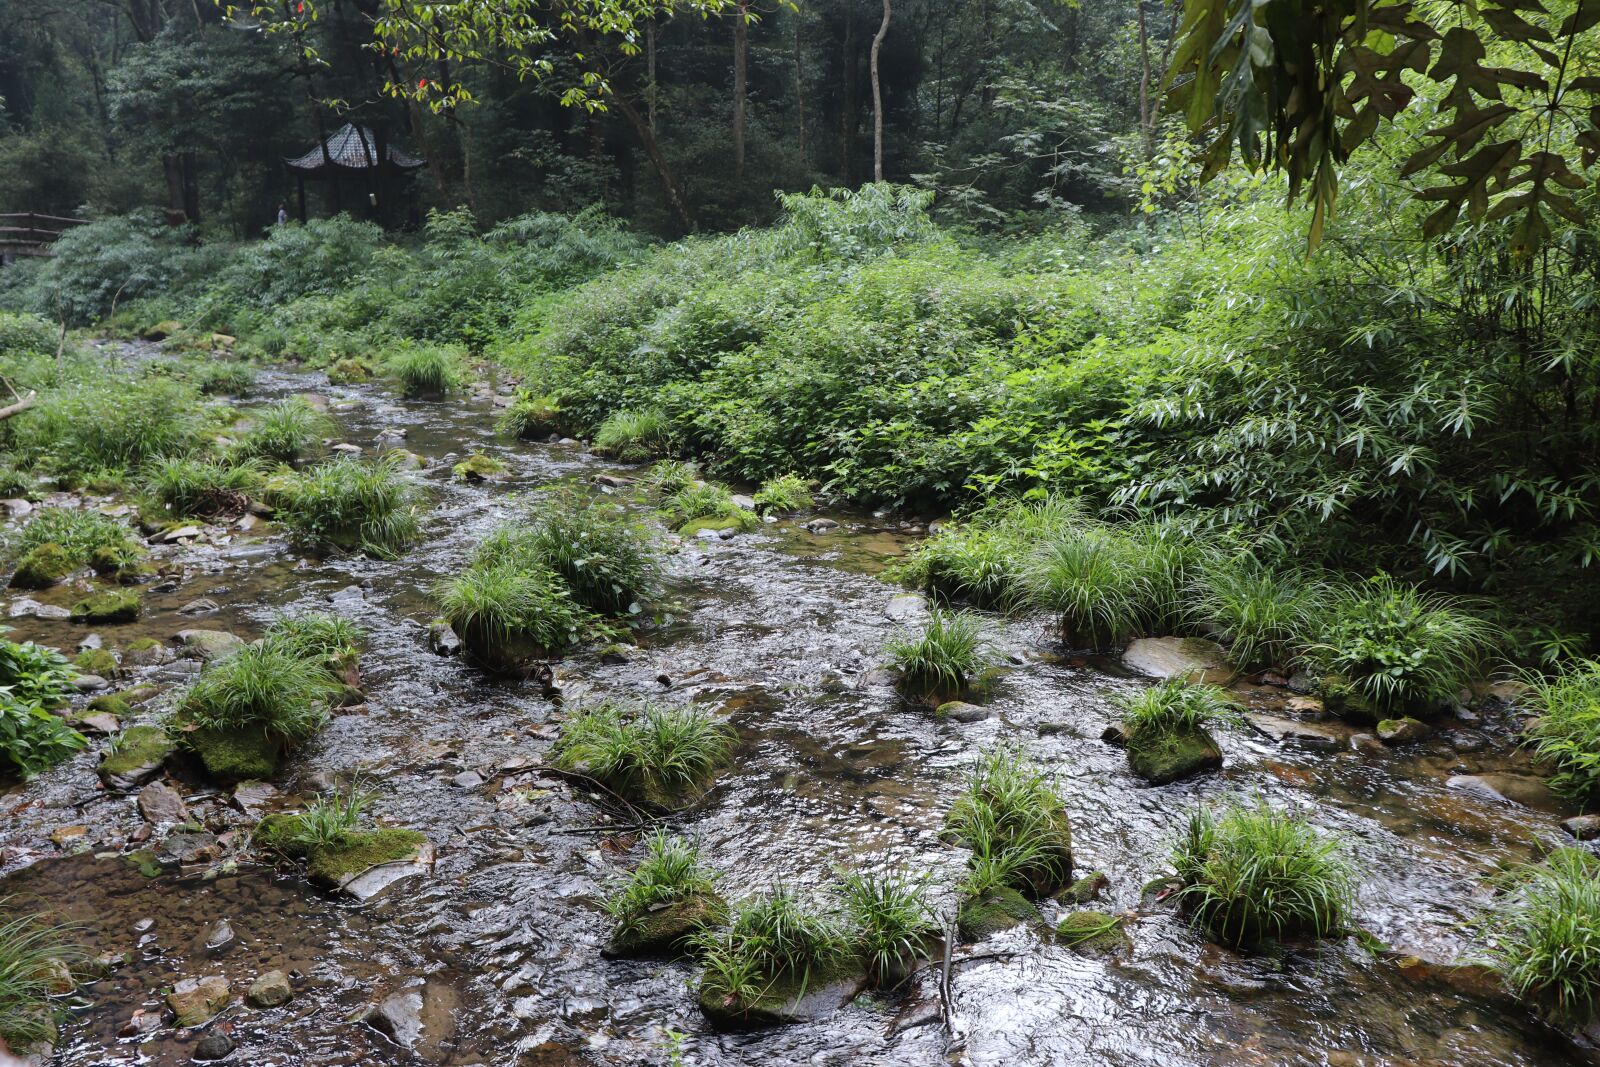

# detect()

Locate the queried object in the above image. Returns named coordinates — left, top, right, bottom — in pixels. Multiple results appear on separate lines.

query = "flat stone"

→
left=427, top=622, right=462, bottom=656
left=76, top=712, right=121, bottom=736
left=72, top=674, right=110, bottom=692
left=1122, top=637, right=1236, bottom=685
left=157, top=830, right=220, bottom=867
left=330, top=443, right=363, bottom=455
left=885, top=593, right=927, bottom=622
left=203, top=919, right=236, bottom=952
left=51, top=825, right=89, bottom=848
left=730, top=493, right=756, bottom=510
left=0, top=498, right=33, bottom=518
left=328, top=585, right=364, bottom=604
left=167, top=975, right=230, bottom=1027
left=1247, top=714, right=1349, bottom=748
left=175, top=629, right=246, bottom=661
left=1563, top=815, right=1600, bottom=841
left=137, top=781, right=191, bottom=825
left=8, top=598, right=70, bottom=620
left=593, top=474, right=631, bottom=488
left=337, top=839, right=436, bottom=902
left=935, top=700, right=991, bottom=724
left=177, top=598, right=220, bottom=616
left=78, top=632, right=103, bottom=650
left=1350, top=733, right=1386, bottom=756
left=232, top=780, right=279, bottom=816
left=362, top=981, right=458, bottom=1057
left=1447, top=773, right=1562, bottom=812
left=161, top=525, right=205, bottom=543
left=804, top=518, right=840, bottom=533
left=451, top=770, right=484, bottom=789
left=247, top=969, right=293, bottom=1008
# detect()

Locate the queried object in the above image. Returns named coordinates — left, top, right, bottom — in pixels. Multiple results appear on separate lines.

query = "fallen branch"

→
left=0, top=385, right=34, bottom=421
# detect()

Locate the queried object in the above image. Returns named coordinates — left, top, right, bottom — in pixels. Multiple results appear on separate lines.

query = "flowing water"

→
left=0, top=342, right=1590, bottom=1066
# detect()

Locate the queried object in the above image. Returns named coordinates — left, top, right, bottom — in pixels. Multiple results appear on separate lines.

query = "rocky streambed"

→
left=0, top=341, right=1593, bottom=1066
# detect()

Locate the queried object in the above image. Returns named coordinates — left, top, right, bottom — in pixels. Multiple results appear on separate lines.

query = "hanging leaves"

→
left=1165, top=0, right=1600, bottom=253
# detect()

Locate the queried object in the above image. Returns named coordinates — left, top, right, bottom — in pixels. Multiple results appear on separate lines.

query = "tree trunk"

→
left=841, top=6, right=856, bottom=182
left=0, top=392, right=37, bottom=421
left=870, top=0, right=891, bottom=182
left=733, top=1, right=749, bottom=179
left=1136, top=0, right=1154, bottom=161
left=612, top=94, right=697, bottom=233
left=793, top=14, right=808, bottom=170
left=647, top=21, right=658, bottom=135
left=162, top=155, right=186, bottom=225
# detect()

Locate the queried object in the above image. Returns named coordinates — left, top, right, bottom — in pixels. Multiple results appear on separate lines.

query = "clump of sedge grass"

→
left=593, top=408, right=672, bottom=463
left=497, top=393, right=563, bottom=438
left=511, top=492, right=664, bottom=615
left=552, top=701, right=735, bottom=809
left=231, top=398, right=333, bottom=464
left=1117, top=679, right=1241, bottom=739
left=13, top=508, right=136, bottom=564
left=144, top=456, right=262, bottom=519
left=1193, top=556, right=1325, bottom=670
left=695, top=887, right=854, bottom=1009
left=1480, top=848, right=1600, bottom=1024
left=272, top=453, right=423, bottom=557
left=282, top=780, right=371, bottom=850
left=389, top=345, right=464, bottom=398
left=658, top=481, right=758, bottom=533
left=641, top=460, right=699, bottom=496
left=839, top=868, right=939, bottom=986
left=892, top=496, right=1087, bottom=609
left=604, top=831, right=720, bottom=944
left=945, top=745, right=1073, bottom=896
left=175, top=643, right=336, bottom=744
left=0, top=903, right=79, bottom=1051
left=264, top=612, right=362, bottom=660
left=1172, top=800, right=1356, bottom=949
left=884, top=608, right=989, bottom=700
left=1522, top=659, right=1600, bottom=801
left=435, top=561, right=594, bottom=668
left=753, top=474, right=813, bottom=515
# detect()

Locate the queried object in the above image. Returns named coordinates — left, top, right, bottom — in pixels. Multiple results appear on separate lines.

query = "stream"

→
left=0, top=341, right=1589, bottom=1066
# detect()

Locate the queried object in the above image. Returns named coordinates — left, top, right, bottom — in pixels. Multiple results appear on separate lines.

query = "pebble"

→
left=451, top=770, right=485, bottom=789
left=193, top=1032, right=235, bottom=1061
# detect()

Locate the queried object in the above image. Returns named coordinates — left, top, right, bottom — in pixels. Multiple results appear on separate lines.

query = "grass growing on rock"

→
left=495, top=492, right=664, bottom=615
left=694, top=887, right=855, bottom=1021
left=1480, top=848, right=1600, bottom=1024
left=552, top=701, right=735, bottom=810
left=8, top=509, right=146, bottom=586
left=231, top=398, right=333, bottom=464
left=593, top=408, right=672, bottom=462
left=0, top=904, right=78, bottom=1052
left=389, top=345, right=464, bottom=398
left=497, top=393, right=563, bottom=439
left=885, top=608, right=990, bottom=702
left=435, top=562, right=593, bottom=670
left=1172, top=800, right=1356, bottom=949
left=271, top=453, right=423, bottom=557
left=144, top=456, right=262, bottom=519
left=176, top=643, right=336, bottom=743
left=753, top=474, right=813, bottom=515
left=604, top=831, right=725, bottom=956
left=1524, top=660, right=1600, bottom=801
left=839, top=869, right=940, bottom=985
left=1116, top=679, right=1238, bottom=785
left=945, top=745, right=1073, bottom=897
left=658, top=481, right=758, bottom=535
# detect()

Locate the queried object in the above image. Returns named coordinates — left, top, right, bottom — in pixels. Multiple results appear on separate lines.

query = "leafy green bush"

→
left=551, top=700, right=735, bottom=809
left=752, top=473, right=813, bottom=515
left=1523, top=660, right=1600, bottom=800
left=885, top=608, right=989, bottom=700
left=0, top=694, right=86, bottom=780
left=1305, top=576, right=1499, bottom=713
left=11, top=376, right=200, bottom=478
left=945, top=746, right=1074, bottom=896
left=145, top=456, right=262, bottom=518
left=388, top=345, right=464, bottom=398
left=231, top=399, right=333, bottom=464
left=10, top=213, right=190, bottom=324
left=1172, top=801, right=1356, bottom=948
left=0, top=640, right=76, bottom=708
left=593, top=409, right=672, bottom=462
left=272, top=454, right=423, bottom=557
left=510, top=493, right=663, bottom=615
left=175, top=643, right=336, bottom=744
left=1480, top=849, right=1600, bottom=1023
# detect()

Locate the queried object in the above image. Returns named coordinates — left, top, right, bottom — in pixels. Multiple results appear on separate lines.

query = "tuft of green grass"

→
left=189, top=361, right=257, bottom=396
left=1023, top=526, right=1144, bottom=649
left=1522, top=659, right=1600, bottom=801
left=175, top=643, right=336, bottom=744
left=284, top=781, right=371, bottom=850
left=884, top=608, right=989, bottom=699
left=435, top=561, right=593, bottom=667
left=1480, top=848, right=1600, bottom=1024
left=265, top=612, right=363, bottom=661
left=839, top=869, right=939, bottom=986
left=12, top=508, right=137, bottom=566
left=0, top=903, right=79, bottom=1050
left=144, top=456, right=262, bottom=518
left=604, top=831, right=719, bottom=943
left=552, top=701, right=735, bottom=809
left=892, top=496, right=1089, bottom=609
left=1305, top=575, right=1500, bottom=713
left=658, top=481, right=758, bottom=533
left=1117, top=678, right=1241, bottom=738
left=694, top=887, right=854, bottom=1006
left=753, top=474, right=813, bottom=515
left=641, top=460, right=699, bottom=496
left=1193, top=556, right=1325, bottom=670
left=945, top=745, right=1073, bottom=896
left=232, top=399, right=334, bottom=464
left=389, top=345, right=464, bottom=398
left=497, top=393, right=563, bottom=438
left=594, top=408, right=672, bottom=463
left=1172, top=800, right=1356, bottom=949
left=272, top=453, right=424, bottom=557
left=515, top=492, right=663, bottom=615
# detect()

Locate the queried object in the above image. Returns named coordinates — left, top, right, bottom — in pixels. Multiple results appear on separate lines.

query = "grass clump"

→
left=0, top=904, right=79, bottom=1052
left=513, top=493, right=663, bottom=615
left=13, top=508, right=137, bottom=564
left=551, top=700, right=735, bottom=810
left=1116, top=679, right=1237, bottom=785
left=144, top=456, right=262, bottom=519
left=1305, top=575, right=1499, bottom=714
left=641, top=460, right=699, bottom=496
left=1194, top=557, right=1324, bottom=670
left=272, top=454, right=424, bottom=557
left=839, top=869, right=939, bottom=985
left=231, top=399, right=334, bottom=464
left=659, top=481, right=758, bottom=534
left=593, top=408, right=672, bottom=462
left=945, top=745, right=1073, bottom=896
left=1479, top=849, right=1600, bottom=1024
left=1172, top=800, right=1356, bottom=949
left=752, top=474, right=813, bottom=515
left=884, top=608, right=990, bottom=702
left=189, top=361, right=256, bottom=396
left=497, top=393, right=563, bottom=439
left=389, top=344, right=464, bottom=398
left=435, top=562, right=593, bottom=671
left=604, top=831, right=725, bottom=956
left=1522, top=660, right=1600, bottom=801
left=175, top=642, right=336, bottom=744
left=695, top=887, right=855, bottom=1023
left=894, top=497, right=1087, bottom=609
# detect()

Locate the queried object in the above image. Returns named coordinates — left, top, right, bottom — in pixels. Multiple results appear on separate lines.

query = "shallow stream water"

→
left=0, top=342, right=1591, bottom=1066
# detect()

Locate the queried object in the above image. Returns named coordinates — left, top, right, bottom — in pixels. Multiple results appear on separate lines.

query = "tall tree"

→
left=870, top=0, right=889, bottom=181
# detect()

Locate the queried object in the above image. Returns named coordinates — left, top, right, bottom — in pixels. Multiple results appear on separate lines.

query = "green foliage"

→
left=0, top=694, right=87, bottom=780
left=11, top=376, right=200, bottom=479
left=1523, top=660, right=1600, bottom=801
left=884, top=608, right=989, bottom=699
left=1196, top=558, right=1324, bottom=671
left=1480, top=849, right=1600, bottom=1024
left=10, top=509, right=140, bottom=570
left=188, top=361, right=257, bottom=396
left=945, top=746, right=1073, bottom=896
left=1305, top=577, right=1499, bottom=713
left=1172, top=801, right=1356, bottom=949
left=838, top=869, right=939, bottom=985
left=231, top=399, right=334, bottom=464
left=264, top=612, right=363, bottom=661
left=435, top=561, right=593, bottom=660
left=658, top=481, right=757, bottom=533
left=593, top=409, right=672, bottom=463
left=776, top=184, right=937, bottom=262
left=892, top=498, right=1088, bottom=609
left=604, top=831, right=719, bottom=943
left=0, top=641, right=76, bottom=709
left=145, top=457, right=262, bottom=518
left=1117, top=679, right=1240, bottom=739
left=752, top=474, right=812, bottom=516
left=175, top=642, right=336, bottom=744
left=551, top=700, right=735, bottom=808
left=694, top=887, right=854, bottom=1004
left=641, top=460, right=699, bottom=497
left=283, top=782, right=371, bottom=851
left=388, top=345, right=464, bottom=398
left=500, top=492, right=663, bottom=615
left=271, top=454, right=423, bottom=557
left=10, top=214, right=190, bottom=324
left=0, top=904, right=78, bottom=1049
left=497, top=393, right=563, bottom=439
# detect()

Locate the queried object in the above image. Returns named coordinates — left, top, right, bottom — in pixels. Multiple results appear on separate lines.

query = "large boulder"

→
left=174, top=629, right=247, bottom=662
left=1122, top=637, right=1236, bottom=685
left=1126, top=724, right=1223, bottom=785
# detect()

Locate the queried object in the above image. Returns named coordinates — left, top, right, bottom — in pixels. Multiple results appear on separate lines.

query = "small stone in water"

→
left=247, top=969, right=293, bottom=1008
left=451, top=770, right=485, bottom=789
left=138, top=781, right=191, bottom=825
left=204, top=919, right=236, bottom=952
left=178, top=598, right=220, bottom=616
left=192, top=1032, right=235, bottom=1061
left=1562, top=815, right=1600, bottom=841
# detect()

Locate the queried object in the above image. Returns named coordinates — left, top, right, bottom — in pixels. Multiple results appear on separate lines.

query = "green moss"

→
left=186, top=726, right=283, bottom=783
left=73, top=649, right=118, bottom=678
left=124, top=638, right=162, bottom=652
left=87, top=543, right=152, bottom=582
left=607, top=891, right=728, bottom=957
left=956, top=887, right=1037, bottom=941
left=695, top=954, right=861, bottom=1029
left=1125, top=724, right=1223, bottom=785
left=10, top=543, right=75, bottom=588
left=305, top=828, right=427, bottom=886
left=326, top=358, right=373, bottom=384
left=1316, top=673, right=1379, bottom=725
left=253, top=813, right=310, bottom=856
left=124, top=849, right=163, bottom=878
left=1056, top=910, right=1130, bottom=954
left=86, top=693, right=130, bottom=716
left=1055, top=871, right=1110, bottom=905
left=98, top=725, right=175, bottom=782
left=451, top=453, right=507, bottom=482
left=70, top=589, right=142, bottom=624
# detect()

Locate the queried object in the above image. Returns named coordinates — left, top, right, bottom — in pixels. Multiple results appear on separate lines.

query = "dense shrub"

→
left=1523, top=660, right=1600, bottom=800
left=231, top=399, right=333, bottom=464
left=1480, top=849, right=1600, bottom=1023
left=145, top=457, right=262, bottom=518
left=0, top=638, right=85, bottom=779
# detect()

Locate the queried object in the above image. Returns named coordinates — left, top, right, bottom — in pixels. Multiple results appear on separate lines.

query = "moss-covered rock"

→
left=1316, top=674, right=1379, bottom=725
left=252, top=812, right=309, bottom=856
left=187, top=726, right=283, bottom=783
left=696, top=957, right=864, bottom=1030
left=73, top=648, right=119, bottom=678
left=605, top=892, right=728, bottom=958
left=327, top=358, right=373, bottom=385
left=1056, top=910, right=1130, bottom=955
left=10, top=543, right=75, bottom=588
left=956, top=887, right=1038, bottom=941
left=141, top=320, right=182, bottom=341
left=1125, top=724, right=1223, bottom=785
left=305, top=829, right=428, bottom=887
left=70, top=589, right=142, bottom=624
left=504, top=395, right=564, bottom=439
left=1055, top=871, right=1110, bottom=905
left=451, top=453, right=507, bottom=482
left=88, top=543, right=152, bottom=582
left=1377, top=716, right=1430, bottom=744
left=86, top=693, right=131, bottom=717
left=98, top=725, right=176, bottom=790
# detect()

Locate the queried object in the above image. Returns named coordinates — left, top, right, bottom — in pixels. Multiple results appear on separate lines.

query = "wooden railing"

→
left=0, top=213, right=88, bottom=259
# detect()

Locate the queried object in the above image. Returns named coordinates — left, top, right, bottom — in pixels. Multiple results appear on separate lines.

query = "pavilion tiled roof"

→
left=285, top=124, right=424, bottom=172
